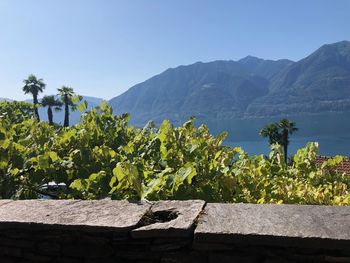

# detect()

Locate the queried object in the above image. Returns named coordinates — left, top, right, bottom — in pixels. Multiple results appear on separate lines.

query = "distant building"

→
left=315, top=156, right=350, bottom=175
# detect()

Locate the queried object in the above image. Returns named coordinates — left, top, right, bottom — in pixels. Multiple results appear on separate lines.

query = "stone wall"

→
left=0, top=200, right=349, bottom=263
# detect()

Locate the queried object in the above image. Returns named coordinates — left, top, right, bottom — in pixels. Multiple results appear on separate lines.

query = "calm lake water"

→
left=205, top=112, right=350, bottom=156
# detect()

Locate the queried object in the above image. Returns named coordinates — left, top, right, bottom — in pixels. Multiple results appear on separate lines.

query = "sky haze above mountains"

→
left=1, top=0, right=350, bottom=100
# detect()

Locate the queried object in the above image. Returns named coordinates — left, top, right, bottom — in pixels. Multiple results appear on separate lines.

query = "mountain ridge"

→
left=109, top=40, right=350, bottom=125
left=0, top=97, right=13, bottom=102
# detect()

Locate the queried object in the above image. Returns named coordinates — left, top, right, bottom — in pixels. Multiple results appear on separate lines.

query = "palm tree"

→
left=22, top=74, right=45, bottom=120
left=57, top=86, right=81, bottom=127
left=278, top=119, right=298, bottom=163
left=259, top=123, right=281, bottom=145
left=41, top=96, right=63, bottom=125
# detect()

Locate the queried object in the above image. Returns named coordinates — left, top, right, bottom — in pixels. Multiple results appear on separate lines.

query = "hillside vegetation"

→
left=1, top=101, right=349, bottom=205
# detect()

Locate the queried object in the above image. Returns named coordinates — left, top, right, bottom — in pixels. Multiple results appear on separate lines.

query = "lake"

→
left=205, top=112, right=350, bottom=156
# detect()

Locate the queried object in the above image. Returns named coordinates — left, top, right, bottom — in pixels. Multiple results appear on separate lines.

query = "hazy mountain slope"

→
left=0, top=98, right=12, bottom=102
left=110, top=40, right=350, bottom=125
left=247, top=40, right=350, bottom=115
left=237, top=56, right=294, bottom=79
left=109, top=59, right=290, bottom=124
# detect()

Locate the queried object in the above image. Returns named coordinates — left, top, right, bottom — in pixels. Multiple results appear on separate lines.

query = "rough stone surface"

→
left=0, top=200, right=151, bottom=231
left=0, top=199, right=13, bottom=207
left=195, top=203, right=350, bottom=249
left=132, top=200, right=205, bottom=238
left=0, top=200, right=350, bottom=262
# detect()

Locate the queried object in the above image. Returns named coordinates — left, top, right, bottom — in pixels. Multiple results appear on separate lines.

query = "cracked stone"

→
left=132, top=200, right=205, bottom=238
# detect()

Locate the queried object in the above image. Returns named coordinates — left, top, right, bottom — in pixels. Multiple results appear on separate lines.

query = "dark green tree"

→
left=278, top=119, right=298, bottom=163
left=41, top=96, right=62, bottom=125
left=22, top=74, right=45, bottom=120
left=57, top=86, right=81, bottom=127
left=259, top=123, right=281, bottom=145
left=260, top=119, right=298, bottom=163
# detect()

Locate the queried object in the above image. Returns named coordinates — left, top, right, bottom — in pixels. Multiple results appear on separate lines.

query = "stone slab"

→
left=0, top=200, right=13, bottom=207
left=0, top=200, right=151, bottom=232
left=194, top=203, right=350, bottom=249
left=132, top=200, right=205, bottom=238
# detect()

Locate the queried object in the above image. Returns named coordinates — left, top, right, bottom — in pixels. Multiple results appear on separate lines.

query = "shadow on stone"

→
left=139, top=209, right=178, bottom=226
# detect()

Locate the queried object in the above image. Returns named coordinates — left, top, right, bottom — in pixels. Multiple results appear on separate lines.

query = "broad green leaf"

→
left=113, top=164, right=126, bottom=182
left=77, top=100, right=88, bottom=113
left=177, top=163, right=197, bottom=184
left=72, top=95, right=82, bottom=104
left=38, top=155, right=50, bottom=169
left=48, top=151, right=59, bottom=162
left=0, top=139, right=11, bottom=149
left=100, top=101, right=108, bottom=111
left=70, top=179, right=84, bottom=191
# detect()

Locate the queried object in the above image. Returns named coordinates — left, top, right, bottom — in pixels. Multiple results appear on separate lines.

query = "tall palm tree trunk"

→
left=283, top=142, right=288, bottom=164
left=33, top=94, right=40, bottom=121
left=64, top=94, right=69, bottom=127
left=47, top=106, right=53, bottom=125
left=282, top=130, right=288, bottom=163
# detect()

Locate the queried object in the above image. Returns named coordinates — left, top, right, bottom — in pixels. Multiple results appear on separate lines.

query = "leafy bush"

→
left=0, top=101, right=349, bottom=205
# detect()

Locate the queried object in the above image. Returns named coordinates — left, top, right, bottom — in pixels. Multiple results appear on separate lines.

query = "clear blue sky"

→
left=1, top=0, right=349, bottom=100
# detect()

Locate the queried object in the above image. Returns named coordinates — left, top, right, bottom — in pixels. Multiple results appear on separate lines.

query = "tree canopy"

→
left=22, top=74, right=46, bottom=120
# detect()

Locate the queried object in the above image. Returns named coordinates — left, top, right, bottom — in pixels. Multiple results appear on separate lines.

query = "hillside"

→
left=247, top=41, right=350, bottom=116
left=0, top=98, right=12, bottom=102
left=109, top=40, right=350, bottom=125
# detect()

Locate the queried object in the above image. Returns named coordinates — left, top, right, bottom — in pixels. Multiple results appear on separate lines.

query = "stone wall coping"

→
left=0, top=200, right=151, bottom=232
left=194, top=203, right=350, bottom=250
left=0, top=200, right=349, bottom=249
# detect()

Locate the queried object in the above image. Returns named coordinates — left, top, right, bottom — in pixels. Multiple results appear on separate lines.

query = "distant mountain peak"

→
left=239, top=55, right=294, bottom=64
left=109, top=40, right=350, bottom=125
left=0, top=97, right=12, bottom=102
left=238, top=55, right=263, bottom=63
left=312, top=40, right=350, bottom=57
left=322, top=40, right=350, bottom=48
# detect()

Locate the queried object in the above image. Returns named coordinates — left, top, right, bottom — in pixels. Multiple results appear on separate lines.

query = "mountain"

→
left=109, top=40, right=350, bottom=126
left=0, top=98, right=12, bottom=102
left=109, top=59, right=292, bottom=124
left=247, top=41, right=350, bottom=116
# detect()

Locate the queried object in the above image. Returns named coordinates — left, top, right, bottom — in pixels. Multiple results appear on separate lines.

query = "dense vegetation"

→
left=1, top=101, right=349, bottom=205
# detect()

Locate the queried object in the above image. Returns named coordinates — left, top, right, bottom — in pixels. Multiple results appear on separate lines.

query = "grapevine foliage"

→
left=0, top=101, right=349, bottom=205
